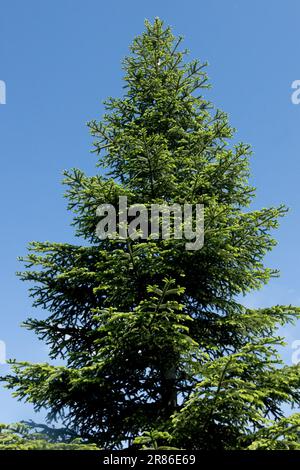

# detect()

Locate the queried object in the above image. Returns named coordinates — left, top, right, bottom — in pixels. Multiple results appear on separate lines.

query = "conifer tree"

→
left=2, top=18, right=300, bottom=450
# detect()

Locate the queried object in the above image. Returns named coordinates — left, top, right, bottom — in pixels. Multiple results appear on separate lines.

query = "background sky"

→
left=1, top=0, right=300, bottom=423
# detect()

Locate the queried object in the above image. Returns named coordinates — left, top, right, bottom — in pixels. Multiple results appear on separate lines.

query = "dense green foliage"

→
left=2, top=18, right=300, bottom=450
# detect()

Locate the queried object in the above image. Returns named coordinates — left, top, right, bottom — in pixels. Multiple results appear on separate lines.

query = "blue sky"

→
left=1, top=0, right=300, bottom=423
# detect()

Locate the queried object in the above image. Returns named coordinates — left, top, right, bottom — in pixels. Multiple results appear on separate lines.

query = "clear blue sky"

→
left=1, top=0, right=300, bottom=423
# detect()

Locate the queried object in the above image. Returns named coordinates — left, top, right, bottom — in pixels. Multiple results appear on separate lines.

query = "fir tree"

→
left=2, top=18, right=300, bottom=450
